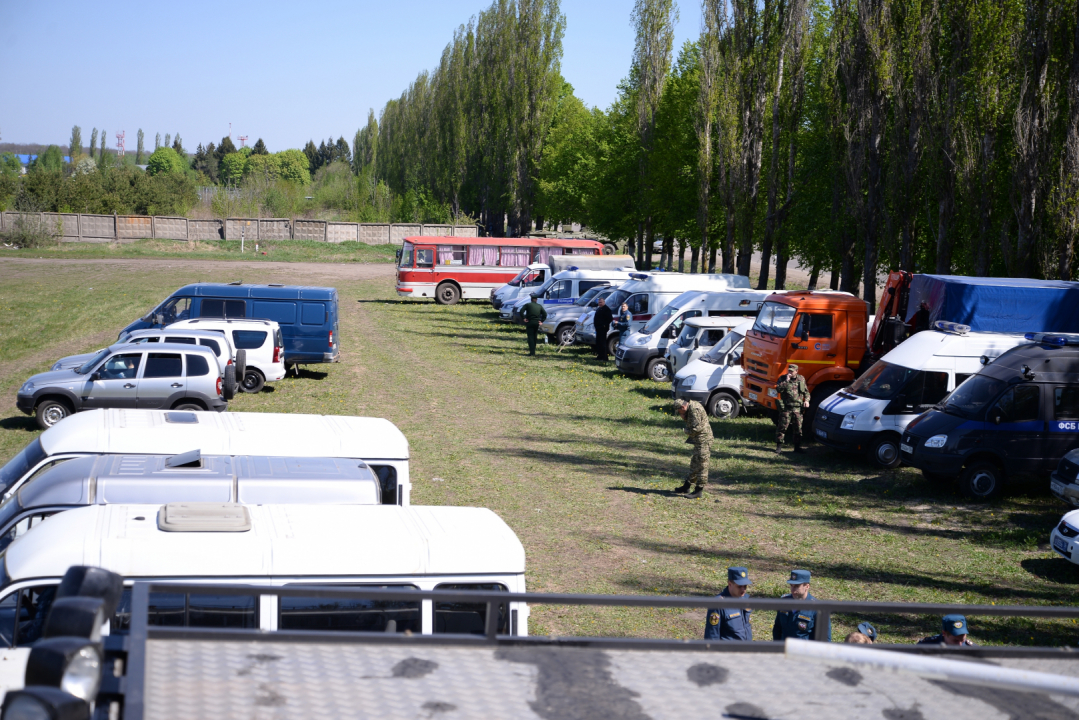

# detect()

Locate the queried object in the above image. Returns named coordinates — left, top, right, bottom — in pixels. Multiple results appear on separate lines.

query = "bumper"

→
left=209, top=398, right=228, bottom=412
left=1050, top=470, right=1079, bottom=506
left=1051, top=529, right=1077, bottom=561
left=615, top=346, right=653, bottom=376
left=491, top=295, right=503, bottom=309
left=674, top=388, right=710, bottom=404
left=899, top=441, right=965, bottom=476
left=266, top=365, right=288, bottom=382
left=323, top=350, right=340, bottom=363
left=16, top=395, right=34, bottom=415
left=813, top=424, right=878, bottom=454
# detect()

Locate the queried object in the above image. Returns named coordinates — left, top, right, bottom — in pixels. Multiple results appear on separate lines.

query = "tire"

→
left=234, top=349, right=247, bottom=381
left=222, top=365, right=237, bottom=401
left=959, top=460, right=1004, bottom=501
left=707, top=392, right=741, bottom=420
left=607, top=335, right=619, bottom=358
left=556, top=324, right=576, bottom=346
left=172, top=401, right=205, bottom=411
left=646, top=358, right=670, bottom=382
left=35, top=399, right=71, bottom=429
left=603, top=243, right=618, bottom=255
left=241, top=368, right=266, bottom=393
left=435, top=282, right=461, bottom=305
left=867, top=433, right=902, bottom=469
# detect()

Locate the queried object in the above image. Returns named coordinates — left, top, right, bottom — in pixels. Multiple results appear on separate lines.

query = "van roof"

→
left=109, top=341, right=219, bottom=356
left=38, top=410, right=409, bottom=461
left=171, top=284, right=337, bottom=301
left=614, top=273, right=751, bottom=294
left=2, top=504, right=524, bottom=581
left=882, top=330, right=1031, bottom=367
left=169, top=319, right=279, bottom=330
left=684, top=316, right=755, bottom=328
left=978, top=342, right=1079, bottom=383
left=668, top=289, right=772, bottom=308
left=552, top=268, right=636, bottom=280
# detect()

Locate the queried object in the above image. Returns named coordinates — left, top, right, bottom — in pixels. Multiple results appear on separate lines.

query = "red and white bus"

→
left=395, top=236, right=605, bottom=305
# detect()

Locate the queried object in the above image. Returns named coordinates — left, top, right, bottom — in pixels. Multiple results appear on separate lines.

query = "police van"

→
left=666, top=316, right=752, bottom=378
left=498, top=266, right=635, bottom=323
left=0, top=409, right=412, bottom=505
left=814, top=323, right=1031, bottom=468
left=490, top=263, right=550, bottom=309
left=672, top=320, right=753, bottom=418
left=900, top=332, right=1079, bottom=499
left=616, top=286, right=768, bottom=382
left=0, top=502, right=528, bottom=698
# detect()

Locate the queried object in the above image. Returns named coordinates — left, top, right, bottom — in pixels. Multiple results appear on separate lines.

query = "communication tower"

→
left=239, top=136, right=248, bottom=148
left=115, top=130, right=125, bottom=157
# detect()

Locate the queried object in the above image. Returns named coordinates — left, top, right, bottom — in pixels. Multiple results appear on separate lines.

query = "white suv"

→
left=168, top=319, right=286, bottom=393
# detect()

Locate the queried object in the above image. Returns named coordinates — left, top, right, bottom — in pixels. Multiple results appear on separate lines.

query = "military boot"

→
left=774, top=442, right=783, bottom=454
left=674, top=481, right=692, bottom=494
left=685, top=485, right=704, bottom=499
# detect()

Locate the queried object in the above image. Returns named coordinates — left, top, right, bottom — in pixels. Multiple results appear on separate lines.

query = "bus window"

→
left=468, top=245, right=498, bottom=266
left=416, top=247, right=435, bottom=268
left=499, top=247, right=530, bottom=266
left=438, top=246, right=466, bottom=265
left=399, top=242, right=415, bottom=267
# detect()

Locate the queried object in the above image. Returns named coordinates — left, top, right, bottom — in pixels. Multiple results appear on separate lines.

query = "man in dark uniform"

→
left=917, top=615, right=975, bottom=646
left=704, top=567, right=753, bottom=641
left=775, top=363, right=810, bottom=453
left=593, top=297, right=613, bottom=361
left=521, top=293, right=547, bottom=357
left=772, top=569, right=831, bottom=642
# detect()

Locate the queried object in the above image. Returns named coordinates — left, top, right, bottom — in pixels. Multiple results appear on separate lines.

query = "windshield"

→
left=942, top=375, right=1007, bottom=419
left=0, top=439, right=47, bottom=492
left=849, top=361, right=918, bottom=400
left=603, top=289, right=630, bottom=313
left=399, top=242, right=414, bottom=268
left=590, top=289, right=615, bottom=307
left=76, top=348, right=110, bottom=375
left=752, top=301, right=797, bottom=337
left=701, top=331, right=744, bottom=364
left=674, top=324, right=698, bottom=349
left=576, top=287, right=603, bottom=306
left=643, top=304, right=679, bottom=334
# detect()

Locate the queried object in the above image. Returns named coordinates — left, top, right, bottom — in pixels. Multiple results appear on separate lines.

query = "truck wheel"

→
left=708, top=392, right=740, bottom=419
left=556, top=324, right=576, bottom=346
left=241, top=368, right=266, bottom=393
left=960, top=461, right=1004, bottom=501
left=234, top=349, right=247, bottom=380
left=603, top=243, right=618, bottom=255
left=435, top=282, right=461, bottom=305
left=35, top=399, right=71, bottom=429
left=222, top=365, right=237, bottom=400
left=867, top=433, right=902, bottom=469
left=646, top=358, right=670, bottom=382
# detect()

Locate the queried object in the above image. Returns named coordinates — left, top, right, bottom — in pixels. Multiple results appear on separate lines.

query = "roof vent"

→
left=164, top=412, right=198, bottom=424
left=158, top=503, right=251, bottom=533
left=165, top=449, right=202, bottom=469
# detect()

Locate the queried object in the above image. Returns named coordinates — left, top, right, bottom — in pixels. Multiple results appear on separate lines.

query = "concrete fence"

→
left=0, top=212, right=479, bottom=245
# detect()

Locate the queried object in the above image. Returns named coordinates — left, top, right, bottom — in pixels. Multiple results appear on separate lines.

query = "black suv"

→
left=900, top=333, right=1079, bottom=499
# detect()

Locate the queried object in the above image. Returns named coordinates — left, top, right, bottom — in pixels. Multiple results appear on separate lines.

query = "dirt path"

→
left=0, top=257, right=397, bottom=283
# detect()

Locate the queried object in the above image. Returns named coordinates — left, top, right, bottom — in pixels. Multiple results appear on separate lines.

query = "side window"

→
left=416, top=248, right=435, bottom=268
left=158, top=297, right=191, bottom=324
left=198, top=338, right=222, bottom=356
left=627, top=294, right=649, bottom=315
left=200, top=299, right=246, bottom=319
left=498, top=247, right=530, bottom=267
left=143, top=353, right=183, bottom=379
left=13, top=585, right=59, bottom=647
left=100, top=353, right=141, bottom=380
left=993, top=385, right=1041, bottom=423
left=110, top=590, right=258, bottom=633
left=186, top=355, right=210, bottom=377
left=910, top=371, right=950, bottom=410
left=232, top=331, right=268, bottom=350
left=437, top=245, right=466, bottom=265
left=548, top=281, right=572, bottom=300
left=795, top=313, right=833, bottom=338
left=301, top=303, right=326, bottom=326
left=665, top=310, right=702, bottom=339
left=433, top=583, right=509, bottom=635
left=1055, top=387, right=1079, bottom=420
left=702, top=329, right=726, bottom=346
left=0, top=590, right=16, bottom=647
left=279, top=585, right=420, bottom=633
left=164, top=336, right=197, bottom=345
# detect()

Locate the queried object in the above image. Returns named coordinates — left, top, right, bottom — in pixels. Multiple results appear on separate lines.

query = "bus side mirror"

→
left=395, top=249, right=402, bottom=261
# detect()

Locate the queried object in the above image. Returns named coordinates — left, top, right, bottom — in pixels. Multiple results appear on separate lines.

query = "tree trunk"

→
left=677, top=240, right=685, bottom=272
left=645, top=217, right=655, bottom=271
left=758, top=7, right=789, bottom=290
left=690, top=244, right=700, bottom=273
left=709, top=244, right=718, bottom=272
left=807, top=263, right=820, bottom=291
left=636, top=221, right=645, bottom=270
left=829, top=264, right=840, bottom=290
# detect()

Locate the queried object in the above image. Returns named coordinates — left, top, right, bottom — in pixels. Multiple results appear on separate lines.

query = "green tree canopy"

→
left=146, top=147, right=187, bottom=176
left=219, top=152, right=246, bottom=185
left=276, top=149, right=312, bottom=185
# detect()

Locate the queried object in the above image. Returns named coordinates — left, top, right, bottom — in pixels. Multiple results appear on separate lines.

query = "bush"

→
left=219, top=153, right=246, bottom=186
left=146, top=147, right=187, bottom=176
left=275, top=149, right=311, bottom=185
left=0, top=213, right=59, bottom=249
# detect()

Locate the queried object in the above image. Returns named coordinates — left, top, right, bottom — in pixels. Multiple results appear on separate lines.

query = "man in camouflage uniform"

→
left=775, top=363, right=810, bottom=453
left=673, top=398, right=713, bottom=498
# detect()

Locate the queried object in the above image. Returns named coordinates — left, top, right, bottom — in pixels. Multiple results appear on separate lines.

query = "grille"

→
left=1058, top=521, right=1079, bottom=539
left=1058, top=456, right=1079, bottom=480
left=748, top=383, right=763, bottom=392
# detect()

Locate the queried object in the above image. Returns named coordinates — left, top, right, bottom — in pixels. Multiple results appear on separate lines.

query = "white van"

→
left=167, top=318, right=286, bottom=393
left=0, top=408, right=412, bottom=505
left=499, top=267, right=636, bottom=323
left=616, top=287, right=769, bottom=381
left=666, top=316, right=752, bottom=377
left=813, top=325, right=1031, bottom=468
left=672, top=320, right=753, bottom=418
left=490, top=263, right=550, bottom=309
left=0, top=502, right=528, bottom=695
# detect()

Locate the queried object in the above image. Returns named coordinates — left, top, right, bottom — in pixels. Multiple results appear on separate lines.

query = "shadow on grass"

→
left=1020, top=557, right=1079, bottom=584
left=0, top=415, right=38, bottom=433
left=289, top=369, right=328, bottom=380
left=356, top=299, right=414, bottom=304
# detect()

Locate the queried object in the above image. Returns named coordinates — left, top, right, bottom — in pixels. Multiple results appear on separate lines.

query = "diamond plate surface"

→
left=143, top=639, right=1079, bottom=720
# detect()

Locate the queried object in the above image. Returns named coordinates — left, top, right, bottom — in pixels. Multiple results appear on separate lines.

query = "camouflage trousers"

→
left=687, top=441, right=711, bottom=487
left=776, top=410, right=803, bottom=444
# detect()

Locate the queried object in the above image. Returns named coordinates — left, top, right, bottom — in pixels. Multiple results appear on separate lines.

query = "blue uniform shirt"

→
left=772, top=592, right=831, bottom=642
left=704, top=587, right=752, bottom=641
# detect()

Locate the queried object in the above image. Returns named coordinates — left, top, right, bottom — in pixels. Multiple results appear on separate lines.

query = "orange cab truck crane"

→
left=741, top=272, right=914, bottom=425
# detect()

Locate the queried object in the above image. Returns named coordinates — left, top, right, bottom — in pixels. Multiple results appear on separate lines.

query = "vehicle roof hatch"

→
left=165, top=449, right=202, bottom=469
left=157, top=502, right=252, bottom=532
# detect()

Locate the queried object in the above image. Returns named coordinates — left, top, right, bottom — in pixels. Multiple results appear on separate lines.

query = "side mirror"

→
left=801, top=329, right=810, bottom=342
left=727, top=354, right=739, bottom=367
left=693, top=338, right=700, bottom=349
left=90, top=372, right=101, bottom=382
left=395, top=249, right=402, bottom=261
left=153, top=313, right=164, bottom=326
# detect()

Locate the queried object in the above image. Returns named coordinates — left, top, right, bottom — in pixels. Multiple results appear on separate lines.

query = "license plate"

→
left=900, top=443, right=913, bottom=454
left=747, top=392, right=758, bottom=401
left=1054, top=536, right=1069, bottom=553
left=1052, top=480, right=1066, bottom=496
left=815, top=429, right=827, bottom=439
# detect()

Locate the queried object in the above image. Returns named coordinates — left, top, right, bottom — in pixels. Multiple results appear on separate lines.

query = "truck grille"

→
left=746, top=358, right=769, bottom=373
left=748, top=383, right=763, bottom=392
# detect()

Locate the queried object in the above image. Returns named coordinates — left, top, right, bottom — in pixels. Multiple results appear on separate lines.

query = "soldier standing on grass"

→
left=673, top=398, right=713, bottom=498
left=775, top=364, right=810, bottom=454
left=521, top=293, right=547, bottom=357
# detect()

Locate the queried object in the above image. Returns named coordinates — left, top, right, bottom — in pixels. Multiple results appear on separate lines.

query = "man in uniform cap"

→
left=773, top=569, right=831, bottom=642
left=704, top=567, right=753, bottom=641
left=775, top=364, right=810, bottom=453
left=673, top=398, right=713, bottom=498
left=521, top=293, right=548, bottom=356
left=918, top=615, right=975, bottom=646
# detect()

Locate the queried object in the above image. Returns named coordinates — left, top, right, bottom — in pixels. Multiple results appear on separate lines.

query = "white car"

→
left=671, top=320, right=751, bottom=418
left=1051, top=509, right=1079, bottom=565
left=168, top=318, right=286, bottom=393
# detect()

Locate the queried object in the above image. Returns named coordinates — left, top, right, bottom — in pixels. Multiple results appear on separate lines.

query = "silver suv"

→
left=16, top=343, right=228, bottom=429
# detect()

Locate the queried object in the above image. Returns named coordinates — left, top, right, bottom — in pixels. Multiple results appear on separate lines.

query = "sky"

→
left=0, top=0, right=698, bottom=152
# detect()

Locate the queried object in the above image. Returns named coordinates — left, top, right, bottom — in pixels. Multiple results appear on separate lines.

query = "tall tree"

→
left=69, top=125, right=82, bottom=160
left=136, top=128, right=145, bottom=165
left=89, top=128, right=98, bottom=159
left=353, top=110, right=379, bottom=176
left=99, top=129, right=106, bottom=162
left=1055, top=0, right=1079, bottom=278
left=251, top=138, right=268, bottom=155
left=164, top=133, right=171, bottom=151
left=697, top=0, right=724, bottom=273
left=154, top=132, right=161, bottom=151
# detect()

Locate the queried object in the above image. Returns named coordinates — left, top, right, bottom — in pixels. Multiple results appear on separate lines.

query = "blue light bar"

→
left=630, top=273, right=650, bottom=280
left=933, top=321, right=970, bottom=335
left=1024, top=332, right=1077, bottom=346
left=567, top=266, right=579, bottom=271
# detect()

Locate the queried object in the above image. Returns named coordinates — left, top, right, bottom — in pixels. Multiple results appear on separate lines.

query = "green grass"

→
left=0, top=238, right=397, bottom=264
left=0, top=258, right=1077, bottom=646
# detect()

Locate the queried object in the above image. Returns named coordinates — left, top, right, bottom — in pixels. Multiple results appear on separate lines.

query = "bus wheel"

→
left=435, top=283, right=461, bottom=305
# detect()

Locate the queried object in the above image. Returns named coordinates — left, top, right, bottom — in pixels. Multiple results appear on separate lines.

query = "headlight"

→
left=681, top=375, right=697, bottom=387
left=840, top=411, right=861, bottom=430
left=19, top=382, right=34, bottom=394
left=633, top=336, right=650, bottom=346
left=51, top=362, right=62, bottom=371
left=925, top=434, right=948, bottom=448
left=767, top=388, right=778, bottom=398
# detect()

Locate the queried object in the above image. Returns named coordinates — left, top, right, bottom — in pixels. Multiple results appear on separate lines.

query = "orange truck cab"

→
left=741, top=291, right=868, bottom=417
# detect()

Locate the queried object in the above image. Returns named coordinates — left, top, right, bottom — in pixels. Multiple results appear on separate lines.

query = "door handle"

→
left=124, top=383, right=135, bottom=389
left=171, top=383, right=183, bottom=388
left=827, top=353, right=836, bottom=358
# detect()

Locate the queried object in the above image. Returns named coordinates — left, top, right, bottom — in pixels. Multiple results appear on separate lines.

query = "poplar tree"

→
left=136, top=129, right=145, bottom=165
left=69, top=126, right=82, bottom=160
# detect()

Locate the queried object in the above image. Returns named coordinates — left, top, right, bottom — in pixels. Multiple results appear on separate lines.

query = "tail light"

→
left=227, top=358, right=233, bottom=365
left=272, top=346, right=280, bottom=363
left=328, top=331, right=334, bottom=349
left=216, top=377, right=222, bottom=397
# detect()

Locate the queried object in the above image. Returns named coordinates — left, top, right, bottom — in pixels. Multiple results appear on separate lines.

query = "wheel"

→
left=707, top=392, right=741, bottom=419
left=867, top=433, right=902, bottom=469
left=603, top=243, right=618, bottom=255
left=607, top=335, right=619, bottom=358
left=35, top=399, right=71, bottom=429
left=646, top=358, right=670, bottom=382
left=435, top=282, right=461, bottom=305
left=172, top=402, right=205, bottom=411
left=234, top=349, right=247, bottom=381
left=959, top=461, right=1004, bottom=501
left=241, top=368, right=266, bottom=393
left=222, top=365, right=237, bottom=400
left=556, top=324, right=576, bottom=346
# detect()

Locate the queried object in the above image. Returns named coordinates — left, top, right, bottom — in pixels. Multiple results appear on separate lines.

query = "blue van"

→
left=121, top=283, right=340, bottom=366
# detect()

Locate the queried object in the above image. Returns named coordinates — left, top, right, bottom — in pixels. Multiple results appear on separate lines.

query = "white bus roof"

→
left=552, top=268, right=636, bottom=281
left=3, top=504, right=525, bottom=581
left=613, top=273, right=752, bottom=294
left=38, top=409, right=409, bottom=461
left=883, top=330, right=1030, bottom=367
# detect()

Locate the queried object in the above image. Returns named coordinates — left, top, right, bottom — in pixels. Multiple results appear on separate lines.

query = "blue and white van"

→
left=121, top=283, right=340, bottom=366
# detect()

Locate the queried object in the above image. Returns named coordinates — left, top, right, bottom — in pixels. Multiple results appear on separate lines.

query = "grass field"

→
left=0, top=238, right=398, bottom=264
left=0, top=256, right=1075, bottom=646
